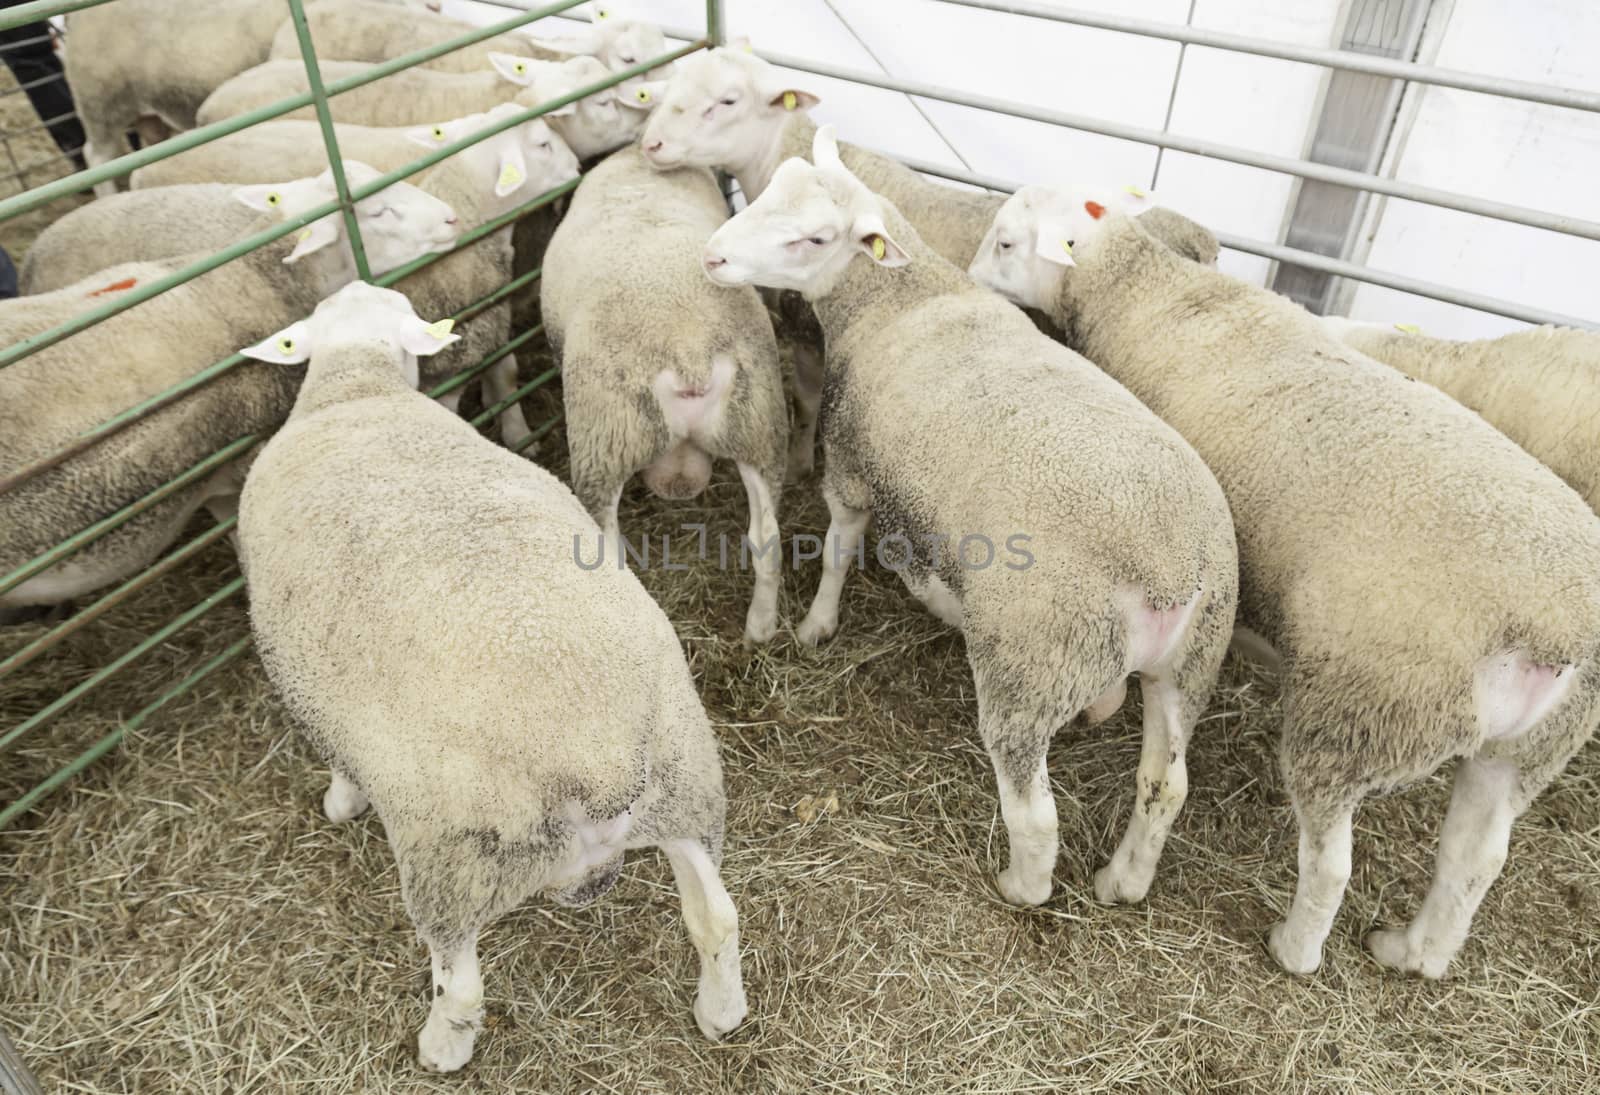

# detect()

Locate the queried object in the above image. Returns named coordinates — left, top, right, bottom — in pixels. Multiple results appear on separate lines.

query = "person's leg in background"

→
left=0, top=4, right=87, bottom=171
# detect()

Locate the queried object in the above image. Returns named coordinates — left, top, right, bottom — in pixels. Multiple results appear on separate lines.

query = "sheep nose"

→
left=644, top=140, right=664, bottom=155
left=445, top=217, right=460, bottom=226
left=703, top=252, right=727, bottom=272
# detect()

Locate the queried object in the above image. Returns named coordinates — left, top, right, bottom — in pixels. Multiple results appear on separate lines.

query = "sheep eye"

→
left=720, top=96, right=738, bottom=106
left=997, top=240, right=1012, bottom=252
left=540, top=140, right=552, bottom=151
left=620, top=55, right=636, bottom=65
left=808, top=236, right=826, bottom=246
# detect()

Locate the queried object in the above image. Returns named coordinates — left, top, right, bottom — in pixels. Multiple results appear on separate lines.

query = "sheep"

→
left=0, top=166, right=459, bottom=613
left=968, top=181, right=1600, bottom=978
left=36, top=108, right=582, bottom=447
left=702, top=127, right=1239, bottom=908
left=61, top=0, right=429, bottom=197
left=195, top=55, right=645, bottom=159
left=541, top=145, right=788, bottom=644
left=1322, top=318, right=1600, bottom=514
left=266, top=0, right=674, bottom=95
left=236, top=279, right=747, bottom=1071
left=639, top=47, right=1219, bottom=269
left=637, top=46, right=1221, bottom=478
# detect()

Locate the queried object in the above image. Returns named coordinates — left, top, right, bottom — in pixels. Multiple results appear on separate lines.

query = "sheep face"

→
left=405, top=104, right=581, bottom=210
left=233, top=162, right=461, bottom=276
left=640, top=48, right=818, bottom=172
left=969, top=183, right=1156, bottom=309
left=490, top=54, right=638, bottom=160
left=702, top=127, right=908, bottom=297
left=240, top=280, right=460, bottom=385
left=519, top=8, right=674, bottom=100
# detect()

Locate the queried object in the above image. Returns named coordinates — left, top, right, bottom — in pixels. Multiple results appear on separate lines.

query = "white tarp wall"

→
left=448, top=0, right=1598, bottom=336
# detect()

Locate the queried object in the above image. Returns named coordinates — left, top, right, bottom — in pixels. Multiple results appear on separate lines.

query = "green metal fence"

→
left=0, top=0, right=721, bottom=830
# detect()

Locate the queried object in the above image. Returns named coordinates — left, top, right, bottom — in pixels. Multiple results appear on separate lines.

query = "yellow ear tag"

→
left=514, top=61, right=527, bottom=75
left=1123, top=184, right=1147, bottom=198
left=1394, top=322, right=1422, bottom=334
left=782, top=91, right=797, bottom=111
left=1060, top=240, right=1073, bottom=256
left=265, top=192, right=281, bottom=206
left=635, top=87, right=651, bottom=104
left=596, top=7, right=610, bottom=18
left=431, top=125, right=446, bottom=140
left=297, top=228, right=313, bottom=242
left=498, top=161, right=524, bottom=190
left=424, top=319, right=455, bottom=340
left=276, top=337, right=295, bottom=354
left=871, top=236, right=886, bottom=260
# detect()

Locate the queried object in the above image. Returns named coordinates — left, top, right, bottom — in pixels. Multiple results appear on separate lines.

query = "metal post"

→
left=706, top=0, right=725, bottom=47
left=284, top=0, right=372, bottom=281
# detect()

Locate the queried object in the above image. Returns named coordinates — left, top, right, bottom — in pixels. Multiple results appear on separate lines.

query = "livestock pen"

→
left=2, top=0, right=1598, bottom=1091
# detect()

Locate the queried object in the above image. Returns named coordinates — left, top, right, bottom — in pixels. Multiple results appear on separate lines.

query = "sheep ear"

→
left=1033, top=218, right=1077, bottom=267
left=489, top=51, right=538, bottom=85
left=1119, top=183, right=1157, bottom=214
left=767, top=87, right=820, bottom=113
left=399, top=316, right=461, bottom=356
left=623, top=80, right=669, bottom=109
left=969, top=223, right=999, bottom=267
left=522, top=27, right=605, bottom=55
left=494, top=144, right=529, bottom=197
left=852, top=213, right=910, bottom=268
left=811, top=123, right=844, bottom=171
left=241, top=321, right=312, bottom=365
left=233, top=183, right=288, bottom=213
left=405, top=122, right=452, bottom=148
left=283, top=217, right=341, bottom=263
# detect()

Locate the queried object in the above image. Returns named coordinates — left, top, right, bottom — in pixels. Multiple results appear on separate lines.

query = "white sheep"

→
left=195, top=55, right=644, bottom=159
left=61, top=0, right=430, bottom=197
left=541, top=145, right=788, bottom=643
left=969, top=182, right=1600, bottom=978
left=1322, top=318, right=1600, bottom=513
left=0, top=166, right=458, bottom=613
left=236, top=279, right=747, bottom=1071
left=702, top=128, right=1239, bottom=907
left=636, top=45, right=1220, bottom=478
left=55, top=107, right=583, bottom=446
left=267, top=0, right=674, bottom=96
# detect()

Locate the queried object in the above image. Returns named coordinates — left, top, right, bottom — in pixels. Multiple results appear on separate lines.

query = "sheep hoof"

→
left=693, top=989, right=748, bottom=1041
left=1266, top=922, right=1322, bottom=976
left=1092, top=862, right=1151, bottom=906
left=996, top=866, right=1051, bottom=907
left=322, top=781, right=368, bottom=824
left=1364, top=928, right=1449, bottom=979
left=416, top=1015, right=475, bottom=1073
left=795, top=613, right=837, bottom=647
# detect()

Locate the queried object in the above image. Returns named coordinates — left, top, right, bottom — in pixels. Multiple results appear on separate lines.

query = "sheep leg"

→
left=417, top=933, right=483, bottom=1073
left=435, top=389, right=463, bottom=416
left=81, top=119, right=131, bottom=198
left=321, top=770, right=369, bottom=823
left=796, top=487, right=868, bottom=646
left=1268, top=802, right=1355, bottom=975
left=1095, top=672, right=1190, bottom=905
left=736, top=462, right=781, bottom=644
left=785, top=343, right=822, bottom=483
left=483, top=354, right=534, bottom=448
left=662, top=837, right=747, bottom=1040
left=1365, top=757, right=1518, bottom=978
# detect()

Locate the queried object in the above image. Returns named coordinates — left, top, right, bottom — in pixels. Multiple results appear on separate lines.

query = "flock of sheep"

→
left=1, top=0, right=1597, bottom=1076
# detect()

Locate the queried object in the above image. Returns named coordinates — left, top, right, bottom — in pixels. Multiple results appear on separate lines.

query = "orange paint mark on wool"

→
left=1084, top=201, right=1107, bottom=220
left=88, top=277, right=137, bottom=297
